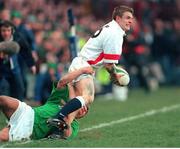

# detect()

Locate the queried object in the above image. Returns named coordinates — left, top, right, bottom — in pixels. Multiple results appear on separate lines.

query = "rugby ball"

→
left=113, top=64, right=130, bottom=86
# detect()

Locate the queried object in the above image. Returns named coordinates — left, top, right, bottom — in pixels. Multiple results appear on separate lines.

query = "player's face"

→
left=0, top=26, right=13, bottom=41
left=117, top=11, right=134, bottom=32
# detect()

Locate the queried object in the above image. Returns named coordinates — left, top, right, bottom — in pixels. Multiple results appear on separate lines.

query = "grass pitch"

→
left=0, top=87, right=180, bottom=147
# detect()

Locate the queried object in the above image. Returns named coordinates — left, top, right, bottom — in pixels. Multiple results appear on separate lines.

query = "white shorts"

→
left=8, top=100, right=34, bottom=141
left=69, top=57, right=94, bottom=82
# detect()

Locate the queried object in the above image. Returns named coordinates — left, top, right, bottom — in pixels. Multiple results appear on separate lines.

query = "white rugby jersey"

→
left=79, top=20, right=125, bottom=68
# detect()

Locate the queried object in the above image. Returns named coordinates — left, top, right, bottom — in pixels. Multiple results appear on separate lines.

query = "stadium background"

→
left=0, top=0, right=180, bottom=147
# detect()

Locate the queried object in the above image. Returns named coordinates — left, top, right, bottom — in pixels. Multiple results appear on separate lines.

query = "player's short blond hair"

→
left=112, top=5, right=134, bottom=20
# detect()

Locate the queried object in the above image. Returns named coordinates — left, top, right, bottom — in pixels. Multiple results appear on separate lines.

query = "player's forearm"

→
left=57, top=66, right=93, bottom=89
left=104, top=63, right=115, bottom=74
left=57, top=69, right=83, bottom=89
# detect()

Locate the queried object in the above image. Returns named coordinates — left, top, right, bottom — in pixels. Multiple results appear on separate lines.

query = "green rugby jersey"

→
left=31, top=82, right=79, bottom=140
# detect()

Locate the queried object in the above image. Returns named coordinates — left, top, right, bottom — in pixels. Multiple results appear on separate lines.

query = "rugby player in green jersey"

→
left=0, top=66, right=93, bottom=142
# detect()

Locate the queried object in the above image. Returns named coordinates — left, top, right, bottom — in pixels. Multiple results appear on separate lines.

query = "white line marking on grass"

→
left=0, top=138, right=46, bottom=148
left=1, top=104, right=180, bottom=147
left=80, top=104, right=180, bottom=132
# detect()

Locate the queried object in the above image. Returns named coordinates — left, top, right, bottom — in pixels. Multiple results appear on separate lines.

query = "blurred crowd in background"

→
left=0, top=0, right=179, bottom=104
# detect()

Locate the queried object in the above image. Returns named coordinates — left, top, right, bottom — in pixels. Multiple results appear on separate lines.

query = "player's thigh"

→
left=0, top=95, right=19, bottom=119
left=75, top=77, right=95, bottom=104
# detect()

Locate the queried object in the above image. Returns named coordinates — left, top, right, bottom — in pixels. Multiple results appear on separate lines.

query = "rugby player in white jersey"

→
left=48, top=5, right=134, bottom=130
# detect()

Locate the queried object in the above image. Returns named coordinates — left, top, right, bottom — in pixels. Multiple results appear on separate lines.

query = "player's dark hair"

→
left=112, top=5, right=134, bottom=20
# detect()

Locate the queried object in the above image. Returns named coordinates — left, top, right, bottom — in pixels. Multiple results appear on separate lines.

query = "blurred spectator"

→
left=151, top=18, right=173, bottom=85
left=95, top=67, right=112, bottom=96
left=0, top=9, right=11, bottom=21
left=124, top=19, right=159, bottom=92
left=34, top=52, right=60, bottom=105
left=11, top=10, right=38, bottom=98
left=171, top=17, right=180, bottom=85
left=0, top=20, right=36, bottom=101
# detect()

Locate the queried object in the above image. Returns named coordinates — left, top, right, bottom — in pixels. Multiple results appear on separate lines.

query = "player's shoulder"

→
left=106, top=20, right=125, bottom=35
left=103, top=20, right=121, bottom=33
left=102, top=20, right=114, bottom=30
left=103, top=20, right=118, bottom=28
left=101, top=21, right=123, bottom=40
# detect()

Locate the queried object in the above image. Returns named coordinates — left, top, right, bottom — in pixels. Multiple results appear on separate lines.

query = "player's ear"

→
left=115, top=15, right=122, bottom=21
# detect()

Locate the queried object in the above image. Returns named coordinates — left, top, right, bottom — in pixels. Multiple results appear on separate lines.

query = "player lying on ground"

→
left=48, top=5, right=134, bottom=131
left=0, top=66, right=94, bottom=142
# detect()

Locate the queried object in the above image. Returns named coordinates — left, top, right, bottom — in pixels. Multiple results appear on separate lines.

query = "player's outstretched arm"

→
left=104, top=63, right=115, bottom=74
left=104, top=63, right=130, bottom=86
left=57, top=66, right=94, bottom=89
left=104, top=63, right=122, bottom=86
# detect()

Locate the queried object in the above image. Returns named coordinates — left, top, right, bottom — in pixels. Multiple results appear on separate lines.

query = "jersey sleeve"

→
left=102, top=29, right=123, bottom=64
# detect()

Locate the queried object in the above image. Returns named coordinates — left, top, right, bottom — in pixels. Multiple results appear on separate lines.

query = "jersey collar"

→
left=112, top=20, right=126, bottom=36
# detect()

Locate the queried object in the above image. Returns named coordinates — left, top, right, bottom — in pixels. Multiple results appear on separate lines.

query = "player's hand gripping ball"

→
left=110, top=64, right=130, bottom=86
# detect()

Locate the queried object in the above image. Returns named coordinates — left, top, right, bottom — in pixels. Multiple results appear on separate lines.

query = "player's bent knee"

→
left=0, top=96, right=19, bottom=109
left=88, top=96, right=94, bottom=104
left=0, top=95, right=8, bottom=106
left=82, top=95, right=94, bottom=105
